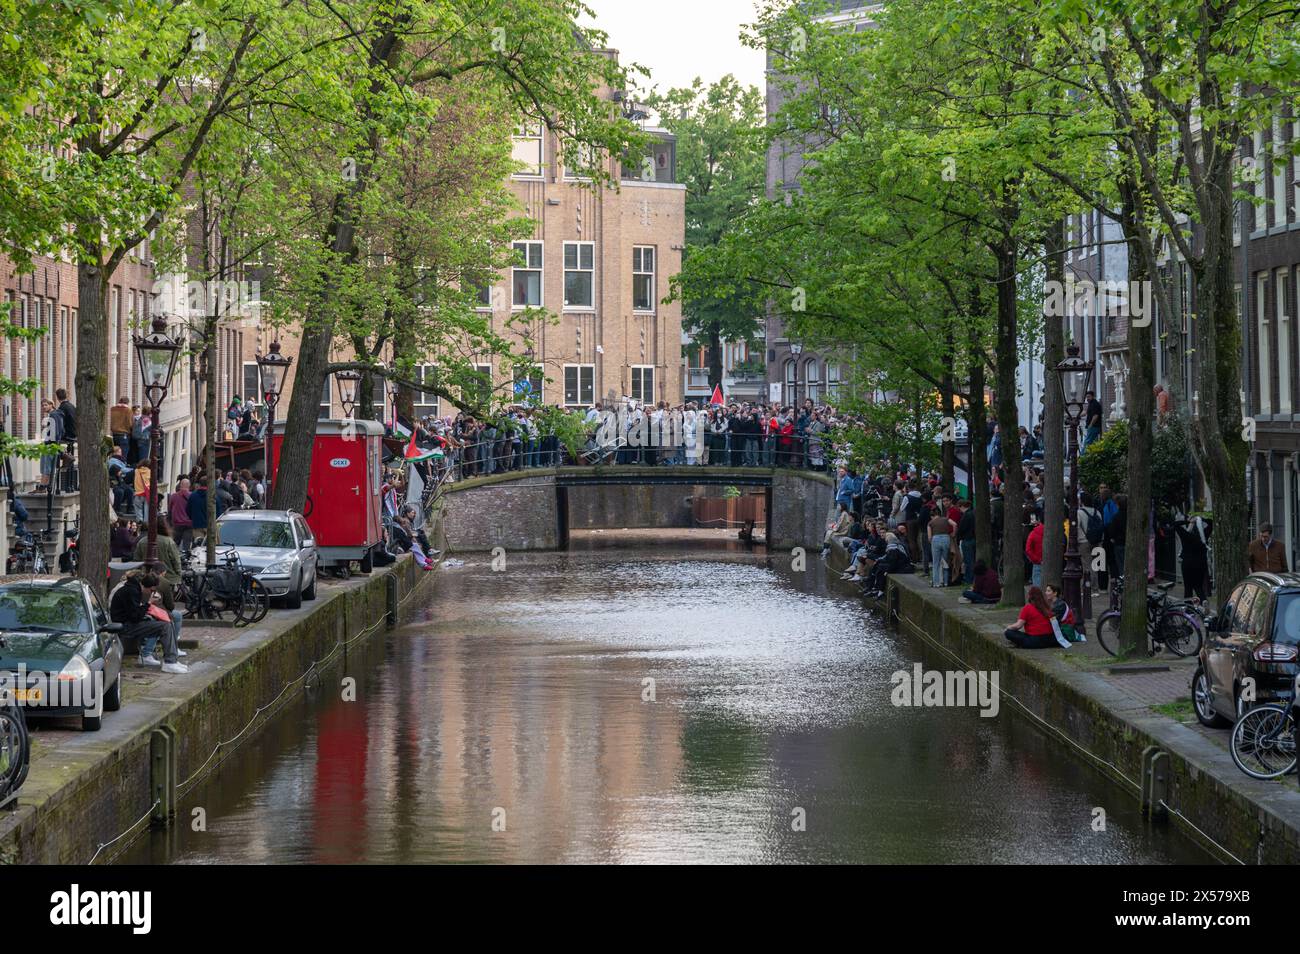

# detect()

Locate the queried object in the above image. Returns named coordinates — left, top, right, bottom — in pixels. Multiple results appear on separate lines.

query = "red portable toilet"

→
left=269, top=419, right=384, bottom=574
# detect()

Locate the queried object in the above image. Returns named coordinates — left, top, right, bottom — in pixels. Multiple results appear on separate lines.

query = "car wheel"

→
left=81, top=712, right=102, bottom=732
left=303, top=569, right=317, bottom=601
left=103, top=673, right=122, bottom=712
left=284, top=573, right=303, bottom=609
left=1192, top=666, right=1229, bottom=728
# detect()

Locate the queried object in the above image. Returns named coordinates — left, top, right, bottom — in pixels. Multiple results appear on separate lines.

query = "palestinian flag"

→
left=709, top=384, right=724, bottom=406
left=403, top=432, right=440, bottom=463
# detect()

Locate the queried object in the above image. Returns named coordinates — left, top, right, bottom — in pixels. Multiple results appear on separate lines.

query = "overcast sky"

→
left=581, top=0, right=767, bottom=97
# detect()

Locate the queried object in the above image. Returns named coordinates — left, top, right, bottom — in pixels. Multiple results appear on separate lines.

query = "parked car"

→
left=0, top=578, right=123, bottom=731
left=1193, top=572, right=1300, bottom=728
left=212, top=509, right=318, bottom=609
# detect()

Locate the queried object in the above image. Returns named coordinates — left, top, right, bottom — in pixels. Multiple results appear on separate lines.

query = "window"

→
left=319, top=378, right=332, bottom=419
left=633, top=246, right=655, bottom=312
left=243, top=362, right=260, bottom=407
left=564, top=364, right=594, bottom=406
left=463, top=363, right=492, bottom=408
left=414, top=365, right=439, bottom=419
left=631, top=365, right=655, bottom=404
left=783, top=359, right=796, bottom=405
left=563, top=140, right=597, bottom=179
left=511, top=121, right=543, bottom=177
left=805, top=358, right=821, bottom=403
left=826, top=361, right=841, bottom=399
left=512, top=241, right=542, bottom=307
left=563, top=241, right=594, bottom=309
left=1279, top=268, right=1292, bottom=415
left=1272, top=116, right=1286, bottom=229
left=1258, top=273, right=1271, bottom=414
left=475, top=282, right=493, bottom=310
left=513, top=364, right=542, bottom=405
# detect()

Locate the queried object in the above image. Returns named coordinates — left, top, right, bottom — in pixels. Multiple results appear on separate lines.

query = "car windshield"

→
left=0, top=586, right=90, bottom=633
left=217, top=520, right=293, bottom=549
left=1272, top=593, right=1300, bottom=646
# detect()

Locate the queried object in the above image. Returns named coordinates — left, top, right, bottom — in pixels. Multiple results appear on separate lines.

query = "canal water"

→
left=120, top=532, right=1212, bottom=864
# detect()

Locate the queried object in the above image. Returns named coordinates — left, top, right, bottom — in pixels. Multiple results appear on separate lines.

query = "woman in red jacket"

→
left=1004, top=586, right=1058, bottom=649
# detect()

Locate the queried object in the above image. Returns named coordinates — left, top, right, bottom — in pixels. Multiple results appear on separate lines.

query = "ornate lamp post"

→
left=255, top=341, right=293, bottom=501
left=1056, top=343, right=1096, bottom=623
left=334, top=368, right=362, bottom=419
left=132, top=316, right=183, bottom=572
left=789, top=342, right=803, bottom=406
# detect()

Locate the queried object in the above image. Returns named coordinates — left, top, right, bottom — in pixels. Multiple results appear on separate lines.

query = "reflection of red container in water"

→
left=269, top=419, right=384, bottom=571
left=692, top=493, right=765, bottom=527
left=312, top=702, right=369, bottom=862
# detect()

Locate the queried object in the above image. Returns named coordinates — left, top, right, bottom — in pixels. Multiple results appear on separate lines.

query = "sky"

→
left=580, top=0, right=768, bottom=98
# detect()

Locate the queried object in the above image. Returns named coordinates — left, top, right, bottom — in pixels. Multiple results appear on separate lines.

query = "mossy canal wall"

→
left=0, top=555, right=435, bottom=865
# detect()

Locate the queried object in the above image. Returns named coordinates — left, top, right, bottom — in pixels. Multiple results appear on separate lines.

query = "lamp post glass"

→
left=335, top=369, right=362, bottom=418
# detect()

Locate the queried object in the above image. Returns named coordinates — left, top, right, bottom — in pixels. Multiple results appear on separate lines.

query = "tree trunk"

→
left=995, top=237, right=1026, bottom=603
left=1042, top=220, right=1065, bottom=587
left=74, top=261, right=110, bottom=600
left=204, top=317, right=218, bottom=566
left=940, top=331, right=955, bottom=492
left=968, top=315, right=992, bottom=567
left=1118, top=181, right=1155, bottom=655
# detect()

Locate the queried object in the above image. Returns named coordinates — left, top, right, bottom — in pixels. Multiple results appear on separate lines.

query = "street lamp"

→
left=255, top=340, right=292, bottom=502
left=1056, top=343, right=1095, bottom=625
left=132, top=315, right=183, bottom=573
left=334, top=369, right=362, bottom=418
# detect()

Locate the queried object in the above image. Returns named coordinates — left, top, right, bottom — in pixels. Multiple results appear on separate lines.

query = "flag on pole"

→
left=710, top=384, right=724, bottom=406
left=403, top=432, right=439, bottom=463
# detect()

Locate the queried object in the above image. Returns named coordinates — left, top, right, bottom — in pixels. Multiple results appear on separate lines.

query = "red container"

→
left=270, top=419, right=384, bottom=570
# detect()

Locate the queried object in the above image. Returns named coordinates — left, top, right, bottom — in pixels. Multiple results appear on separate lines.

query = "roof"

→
left=272, top=418, right=385, bottom=437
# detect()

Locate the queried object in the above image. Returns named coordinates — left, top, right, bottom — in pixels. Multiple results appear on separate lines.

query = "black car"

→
left=1193, top=572, right=1300, bottom=728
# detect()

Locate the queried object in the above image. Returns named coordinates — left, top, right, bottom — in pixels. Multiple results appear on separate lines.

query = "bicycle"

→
left=180, top=549, right=269, bottom=626
left=6, top=528, right=50, bottom=576
left=1095, top=576, right=1203, bottom=658
left=1230, top=692, right=1297, bottom=780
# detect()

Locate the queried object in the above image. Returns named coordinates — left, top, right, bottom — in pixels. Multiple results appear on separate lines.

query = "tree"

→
left=270, top=1, right=645, bottom=512
left=648, top=77, right=767, bottom=389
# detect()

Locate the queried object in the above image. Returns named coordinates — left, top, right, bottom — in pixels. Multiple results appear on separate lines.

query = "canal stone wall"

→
left=0, top=555, right=436, bottom=865
left=567, top=483, right=696, bottom=530
left=886, top=572, right=1300, bottom=865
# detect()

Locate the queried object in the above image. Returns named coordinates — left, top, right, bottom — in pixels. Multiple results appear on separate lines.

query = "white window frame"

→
left=319, top=377, right=332, bottom=419
left=512, top=241, right=543, bottom=309
left=805, top=358, right=821, bottom=403
left=563, top=139, right=597, bottom=180
left=826, top=361, right=841, bottom=399
left=414, top=364, right=439, bottom=419
left=1279, top=267, right=1293, bottom=415
left=563, top=363, right=595, bottom=407
left=511, top=121, right=544, bottom=178
left=631, top=365, right=655, bottom=404
left=1259, top=272, right=1272, bottom=414
left=243, top=361, right=261, bottom=407
left=1273, top=115, right=1286, bottom=229
left=632, top=245, right=656, bottom=313
left=563, top=241, right=595, bottom=311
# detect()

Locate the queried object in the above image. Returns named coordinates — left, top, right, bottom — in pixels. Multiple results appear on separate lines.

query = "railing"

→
left=406, top=430, right=837, bottom=489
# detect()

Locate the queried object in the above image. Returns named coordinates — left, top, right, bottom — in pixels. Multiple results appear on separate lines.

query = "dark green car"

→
left=0, top=578, right=124, bottom=732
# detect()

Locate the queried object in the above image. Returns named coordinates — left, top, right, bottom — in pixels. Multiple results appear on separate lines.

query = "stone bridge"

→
left=435, top=465, right=834, bottom=552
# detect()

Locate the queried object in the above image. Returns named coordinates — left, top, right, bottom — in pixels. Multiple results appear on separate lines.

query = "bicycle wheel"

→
left=1230, top=705, right=1297, bottom=780
left=237, top=579, right=270, bottom=625
left=1159, top=610, right=1203, bottom=658
left=1095, top=611, right=1122, bottom=657
left=0, top=704, right=30, bottom=799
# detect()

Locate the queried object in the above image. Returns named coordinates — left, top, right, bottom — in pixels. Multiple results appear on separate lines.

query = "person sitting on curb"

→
left=110, top=571, right=188, bottom=673
left=1043, top=582, right=1082, bottom=644
left=1003, top=585, right=1061, bottom=649
left=959, top=560, right=1002, bottom=604
left=862, top=532, right=913, bottom=598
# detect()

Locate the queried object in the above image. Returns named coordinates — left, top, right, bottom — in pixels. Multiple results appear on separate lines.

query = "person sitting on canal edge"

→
left=110, top=570, right=188, bottom=674
left=959, top=560, right=1001, bottom=604
left=1003, top=585, right=1060, bottom=649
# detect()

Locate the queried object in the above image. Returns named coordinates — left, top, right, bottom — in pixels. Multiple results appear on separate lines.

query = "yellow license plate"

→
left=15, top=688, right=42, bottom=703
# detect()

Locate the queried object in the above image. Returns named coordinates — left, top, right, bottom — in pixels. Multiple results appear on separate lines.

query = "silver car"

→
left=212, top=510, right=319, bottom=609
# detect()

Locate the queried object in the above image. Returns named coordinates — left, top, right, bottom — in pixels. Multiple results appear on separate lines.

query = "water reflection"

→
left=120, top=532, right=1211, bottom=864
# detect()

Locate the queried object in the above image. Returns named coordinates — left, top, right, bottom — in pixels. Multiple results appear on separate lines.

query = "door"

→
left=295, top=515, right=317, bottom=579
